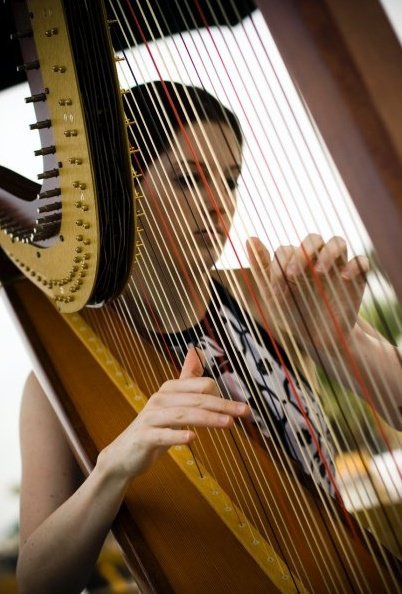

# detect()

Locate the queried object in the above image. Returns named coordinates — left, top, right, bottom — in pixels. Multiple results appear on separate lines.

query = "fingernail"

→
left=315, top=263, right=326, bottom=274
left=219, top=415, right=231, bottom=426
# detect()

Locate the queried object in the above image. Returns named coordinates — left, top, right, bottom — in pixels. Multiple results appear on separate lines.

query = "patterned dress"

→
left=162, top=278, right=336, bottom=497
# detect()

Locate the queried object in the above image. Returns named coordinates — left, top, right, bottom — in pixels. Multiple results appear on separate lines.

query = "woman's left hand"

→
left=246, top=234, right=369, bottom=355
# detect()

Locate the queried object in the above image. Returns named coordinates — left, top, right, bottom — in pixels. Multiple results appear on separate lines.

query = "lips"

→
left=194, top=226, right=226, bottom=238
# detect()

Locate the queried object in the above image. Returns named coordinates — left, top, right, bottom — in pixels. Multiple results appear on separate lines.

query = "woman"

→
left=17, top=81, right=402, bottom=594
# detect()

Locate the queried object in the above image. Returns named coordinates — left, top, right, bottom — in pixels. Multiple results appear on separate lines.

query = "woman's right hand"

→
left=97, top=347, right=250, bottom=482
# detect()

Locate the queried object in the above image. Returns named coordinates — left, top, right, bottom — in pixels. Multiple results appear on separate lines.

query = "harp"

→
left=0, top=1, right=401, bottom=592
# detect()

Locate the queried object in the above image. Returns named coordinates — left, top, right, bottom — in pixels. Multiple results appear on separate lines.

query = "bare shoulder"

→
left=19, top=372, right=83, bottom=544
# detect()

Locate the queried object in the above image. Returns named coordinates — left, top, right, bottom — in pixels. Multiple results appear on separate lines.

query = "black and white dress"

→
left=162, top=278, right=336, bottom=497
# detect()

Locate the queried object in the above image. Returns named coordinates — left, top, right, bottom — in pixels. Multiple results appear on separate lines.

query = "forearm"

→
left=17, top=457, right=129, bottom=594
left=317, top=322, right=402, bottom=430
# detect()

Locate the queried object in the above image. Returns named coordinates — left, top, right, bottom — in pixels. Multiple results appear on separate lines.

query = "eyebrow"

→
left=176, top=159, right=241, bottom=174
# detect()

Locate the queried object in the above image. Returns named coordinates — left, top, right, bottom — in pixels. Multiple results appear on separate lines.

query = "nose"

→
left=205, top=175, right=235, bottom=220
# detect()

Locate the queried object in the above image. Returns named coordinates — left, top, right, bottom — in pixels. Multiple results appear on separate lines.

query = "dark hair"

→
left=125, top=81, right=242, bottom=169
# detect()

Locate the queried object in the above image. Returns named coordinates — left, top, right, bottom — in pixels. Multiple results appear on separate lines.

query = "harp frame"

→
left=256, top=0, right=402, bottom=300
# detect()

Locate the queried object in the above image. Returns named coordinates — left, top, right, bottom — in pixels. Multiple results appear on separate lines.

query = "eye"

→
left=174, top=173, right=201, bottom=189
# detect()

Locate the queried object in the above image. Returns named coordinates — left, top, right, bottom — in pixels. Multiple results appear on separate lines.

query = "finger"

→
left=141, top=427, right=196, bottom=447
left=314, top=236, right=347, bottom=274
left=341, top=255, right=369, bottom=281
left=159, top=376, right=220, bottom=397
left=180, top=346, right=205, bottom=380
left=287, top=234, right=325, bottom=278
left=150, top=391, right=251, bottom=416
left=144, top=405, right=242, bottom=429
left=246, top=237, right=272, bottom=288
left=271, top=245, right=294, bottom=287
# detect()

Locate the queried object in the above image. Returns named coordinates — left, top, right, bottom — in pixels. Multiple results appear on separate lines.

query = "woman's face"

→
left=139, top=120, right=242, bottom=276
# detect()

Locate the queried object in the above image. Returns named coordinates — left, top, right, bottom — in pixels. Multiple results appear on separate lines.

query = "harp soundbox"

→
left=0, top=1, right=401, bottom=592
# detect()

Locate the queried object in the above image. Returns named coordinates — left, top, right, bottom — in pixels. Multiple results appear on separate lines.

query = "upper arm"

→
left=19, top=372, right=83, bottom=545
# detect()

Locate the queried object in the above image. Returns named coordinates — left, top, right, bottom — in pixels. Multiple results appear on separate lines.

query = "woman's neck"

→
left=125, top=264, right=211, bottom=334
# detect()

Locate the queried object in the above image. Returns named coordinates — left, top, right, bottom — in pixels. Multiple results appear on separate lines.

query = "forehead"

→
left=168, top=120, right=241, bottom=168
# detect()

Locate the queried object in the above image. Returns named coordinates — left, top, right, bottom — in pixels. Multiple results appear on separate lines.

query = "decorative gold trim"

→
left=0, top=0, right=100, bottom=312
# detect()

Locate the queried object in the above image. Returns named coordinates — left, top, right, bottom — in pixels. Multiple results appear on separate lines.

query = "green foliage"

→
left=319, top=295, right=402, bottom=453
left=360, top=299, right=402, bottom=346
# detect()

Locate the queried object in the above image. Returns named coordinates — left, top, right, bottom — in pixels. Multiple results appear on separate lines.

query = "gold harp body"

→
left=0, top=0, right=401, bottom=592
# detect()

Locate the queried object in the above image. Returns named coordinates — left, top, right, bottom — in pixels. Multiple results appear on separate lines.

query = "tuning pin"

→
left=25, top=91, right=48, bottom=104
left=35, top=213, right=61, bottom=226
left=45, top=28, right=58, bottom=37
left=37, top=168, right=59, bottom=180
left=17, top=60, right=39, bottom=72
left=37, top=202, right=61, bottom=214
left=30, top=119, right=51, bottom=130
left=31, top=225, right=60, bottom=241
left=34, top=145, right=56, bottom=156
left=39, top=188, right=61, bottom=199
left=10, top=228, right=35, bottom=242
left=10, top=30, right=33, bottom=40
left=72, top=181, right=86, bottom=190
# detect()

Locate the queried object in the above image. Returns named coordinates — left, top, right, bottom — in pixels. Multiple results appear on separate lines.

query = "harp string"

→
left=88, top=0, right=398, bottom=576
left=165, top=0, right=394, bottom=486
left=247, top=8, right=402, bottom=356
left=188, top=0, right=402, bottom=556
left=99, top=20, right=310, bottom=572
left=111, top=8, right=384, bottom=572
left=143, top=6, right=400, bottom=564
left=141, top=0, right=400, bottom=522
left=125, top=0, right=376, bottom=520
left=191, top=0, right=402, bottom=500
left=234, top=8, right=402, bottom=532
left=191, top=0, right=401, bottom=451
left=104, top=25, right=348, bottom=580
left=107, top=4, right=376, bottom=580
left=122, top=261, right=309, bottom=585
left=164, top=0, right=402, bottom=490
left=245, top=9, right=402, bottom=429
left=110, top=0, right=392, bottom=568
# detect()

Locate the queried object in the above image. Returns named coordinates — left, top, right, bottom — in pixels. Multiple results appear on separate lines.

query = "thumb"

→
left=180, top=346, right=205, bottom=379
left=246, top=237, right=271, bottom=283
